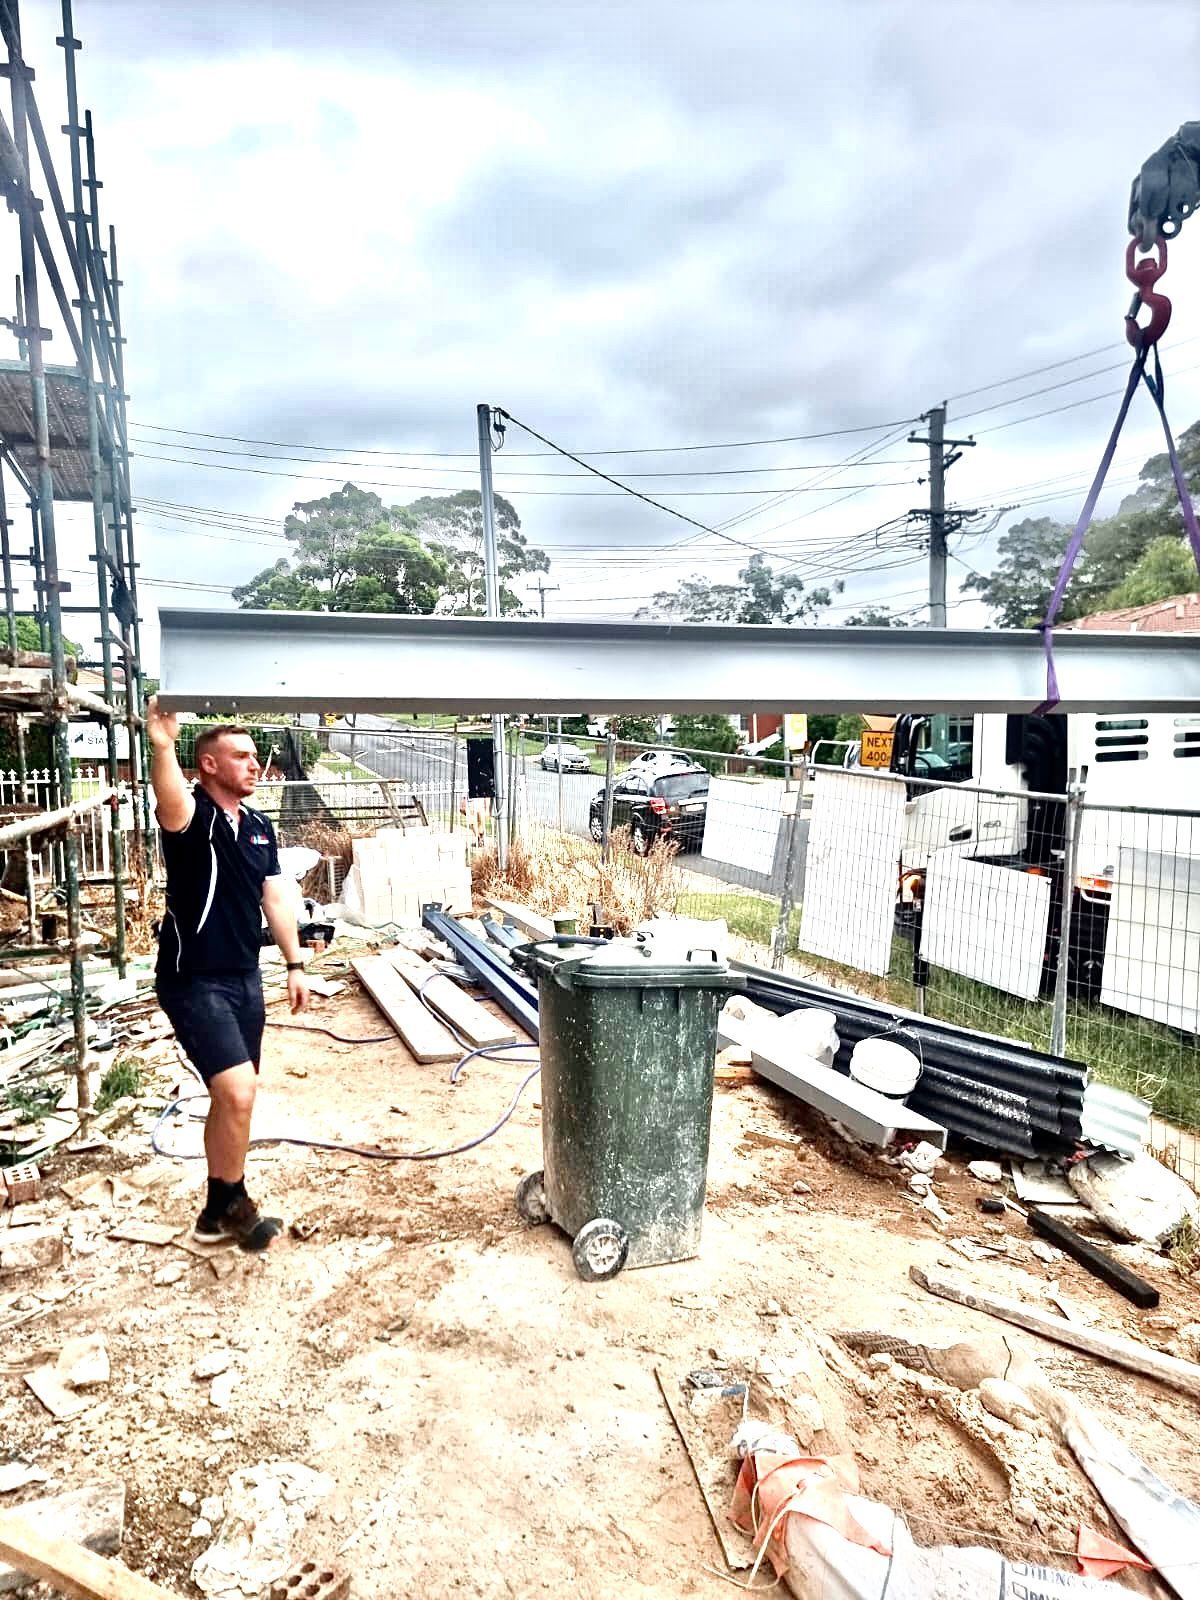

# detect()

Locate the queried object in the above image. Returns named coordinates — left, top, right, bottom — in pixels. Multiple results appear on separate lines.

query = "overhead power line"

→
left=128, top=432, right=920, bottom=481
left=131, top=446, right=911, bottom=499
left=132, top=415, right=921, bottom=460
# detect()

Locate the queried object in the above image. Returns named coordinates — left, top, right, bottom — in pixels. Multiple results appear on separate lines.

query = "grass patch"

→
left=95, top=1055, right=143, bottom=1112
left=676, top=888, right=799, bottom=951
left=1168, top=1215, right=1200, bottom=1276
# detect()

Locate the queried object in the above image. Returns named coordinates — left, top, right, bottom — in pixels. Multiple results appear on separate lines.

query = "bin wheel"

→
left=515, top=1170, right=550, bottom=1225
left=572, top=1218, right=629, bottom=1282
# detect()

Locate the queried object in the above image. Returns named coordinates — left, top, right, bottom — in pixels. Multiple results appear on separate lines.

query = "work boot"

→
left=193, top=1193, right=283, bottom=1252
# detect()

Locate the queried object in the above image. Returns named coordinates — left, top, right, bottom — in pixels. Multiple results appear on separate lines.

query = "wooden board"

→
left=483, top=897, right=555, bottom=942
left=655, top=1367, right=751, bottom=1571
left=385, top=948, right=517, bottom=1048
left=350, top=955, right=460, bottom=1063
left=910, top=1265, right=1200, bottom=1401
left=0, top=1481, right=147, bottom=1598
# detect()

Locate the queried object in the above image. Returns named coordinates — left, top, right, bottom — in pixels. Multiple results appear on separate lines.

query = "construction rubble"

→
left=2, top=821, right=1200, bottom=1600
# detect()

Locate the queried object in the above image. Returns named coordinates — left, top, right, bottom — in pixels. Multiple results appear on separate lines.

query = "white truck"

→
left=886, top=711, right=1200, bottom=1009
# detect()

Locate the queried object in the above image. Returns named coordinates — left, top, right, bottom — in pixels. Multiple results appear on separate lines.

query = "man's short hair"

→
left=194, top=724, right=254, bottom=764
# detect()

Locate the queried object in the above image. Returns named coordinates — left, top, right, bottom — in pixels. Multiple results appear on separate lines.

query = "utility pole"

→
left=532, top=578, right=559, bottom=618
left=476, top=403, right=507, bottom=868
left=908, top=404, right=975, bottom=628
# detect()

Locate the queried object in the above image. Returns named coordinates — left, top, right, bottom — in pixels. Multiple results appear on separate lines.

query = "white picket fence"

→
left=0, top=767, right=135, bottom=882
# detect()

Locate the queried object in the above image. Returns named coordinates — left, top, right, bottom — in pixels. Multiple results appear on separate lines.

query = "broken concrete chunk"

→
left=209, top=1371, right=238, bottom=1411
left=0, top=1224, right=62, bottom=1278
left=194, top=1349, right=232, bottom=1381
left=56, top=1333, right=110, bottom=1389
left=190, top=1461, right=332, bottom=1600
left=0, top=1461, right=48, bottom=1494
left=967, top=1160, right=1004, bottom=1184
left=1068, top=1151, right=1200, bottom=1246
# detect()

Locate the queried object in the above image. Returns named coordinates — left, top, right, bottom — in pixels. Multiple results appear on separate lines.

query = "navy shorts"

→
left=156, top=971, right=266, bottom=1085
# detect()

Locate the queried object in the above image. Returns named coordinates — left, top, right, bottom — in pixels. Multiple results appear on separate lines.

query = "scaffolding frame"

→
left=0, top=0, right=145, bottom=1105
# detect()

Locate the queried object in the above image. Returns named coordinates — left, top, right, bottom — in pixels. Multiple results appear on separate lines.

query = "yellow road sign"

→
left=860, top=729, right=894, bottom=768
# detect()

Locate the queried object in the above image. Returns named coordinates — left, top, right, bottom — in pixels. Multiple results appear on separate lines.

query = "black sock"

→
left=205, top=1177, right=245, bottom=1217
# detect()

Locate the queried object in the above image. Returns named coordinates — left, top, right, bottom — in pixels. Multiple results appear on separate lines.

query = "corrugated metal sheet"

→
left=909, top=1066, right=1039, bottom=1157
left=1080, top=1081, right=1151, bottom=1157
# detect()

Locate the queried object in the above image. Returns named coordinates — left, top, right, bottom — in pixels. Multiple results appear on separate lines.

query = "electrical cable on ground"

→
left=150, top=1062, right=541, bottom=1164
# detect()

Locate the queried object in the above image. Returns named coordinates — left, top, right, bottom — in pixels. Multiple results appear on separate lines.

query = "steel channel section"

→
left=155, top=608, right=1200, bottom=717
left=422, top=907, right=540, bottom=1041
left=749, top=1041, right=948, bottom=1152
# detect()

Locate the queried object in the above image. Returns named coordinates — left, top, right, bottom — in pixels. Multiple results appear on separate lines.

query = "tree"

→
left=960, top=516, right=1076, bottom=628
left=233, top=484, right=550, bottom=617
left=966, top=420, right=1200, bottom=628
left=671, top=713, right=740, bottom=773
left=844, top=606, right=902, bottom=627
left=636, top=553, right=839, bottom=624
left=607, top=715, right=658, bottom=744
left=234, top=485, right=450, bottom=613
left=405, top=490, right=549, bottom=616
left=1103, top=536, right=1198, bottom=609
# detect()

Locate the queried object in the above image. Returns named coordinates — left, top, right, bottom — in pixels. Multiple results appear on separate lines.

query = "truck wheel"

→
left=631, top=823, right=650, bottom=856
left=515, top=1170, right=550, bottom=1225
left=572, top=1218, right=629, bottom=1281
left=589, top=815, right=604, bottom=843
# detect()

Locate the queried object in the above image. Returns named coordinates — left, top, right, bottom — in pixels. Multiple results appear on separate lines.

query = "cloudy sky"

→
left=7, top=0, right=1200, bottom=668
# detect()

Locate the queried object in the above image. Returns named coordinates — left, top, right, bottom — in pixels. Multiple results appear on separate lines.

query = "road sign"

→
left=859, top=729, right=894, bottom=768
left=783, top=713, right=808, bottom=751
left=68, top=723, right=130, bottom=761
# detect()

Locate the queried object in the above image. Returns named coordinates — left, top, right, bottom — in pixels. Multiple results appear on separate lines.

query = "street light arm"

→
left=1130, top=121, right=1200, bottom=248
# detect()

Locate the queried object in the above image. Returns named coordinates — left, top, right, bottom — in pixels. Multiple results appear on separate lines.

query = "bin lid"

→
left=515, top=938, right=746, bottom=993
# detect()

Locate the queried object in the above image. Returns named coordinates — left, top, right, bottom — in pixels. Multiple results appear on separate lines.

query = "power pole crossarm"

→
left=908, top=406, right=976, bottom=629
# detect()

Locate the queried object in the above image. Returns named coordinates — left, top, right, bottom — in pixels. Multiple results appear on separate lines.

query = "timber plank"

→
left=351, top=956, right=459, bottom=1063
left=386, top=947, right=517, bottom=1048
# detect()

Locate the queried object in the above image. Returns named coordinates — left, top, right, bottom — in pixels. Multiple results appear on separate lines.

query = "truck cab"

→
left=889, top=710, right=1199, bottom=997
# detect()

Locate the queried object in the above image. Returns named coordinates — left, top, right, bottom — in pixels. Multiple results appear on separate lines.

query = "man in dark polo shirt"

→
left=148, top=697, right=310, bottom=1249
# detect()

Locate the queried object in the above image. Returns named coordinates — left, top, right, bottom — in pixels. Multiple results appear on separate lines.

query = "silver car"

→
left=540, top=742, right=591, bottom=773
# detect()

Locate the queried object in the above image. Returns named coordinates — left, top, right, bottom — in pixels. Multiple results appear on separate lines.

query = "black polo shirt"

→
left=157, top=786, right=281, bottom=979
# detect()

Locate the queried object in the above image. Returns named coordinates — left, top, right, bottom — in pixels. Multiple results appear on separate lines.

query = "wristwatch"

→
left=286, top=962, right=305, bottom=972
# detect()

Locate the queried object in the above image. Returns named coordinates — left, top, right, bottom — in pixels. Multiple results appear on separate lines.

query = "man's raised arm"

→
left=146, top=696, right=195, bottom=833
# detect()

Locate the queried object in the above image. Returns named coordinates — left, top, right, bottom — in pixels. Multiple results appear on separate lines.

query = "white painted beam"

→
left=155, top=607, right=1200, bottom=716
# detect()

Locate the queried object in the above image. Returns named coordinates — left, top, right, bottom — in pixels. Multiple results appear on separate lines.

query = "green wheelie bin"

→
left=511, top=940, right=744, bottom=1281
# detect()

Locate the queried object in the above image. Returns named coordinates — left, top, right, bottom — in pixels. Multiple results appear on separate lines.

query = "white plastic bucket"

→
left=849, top=1036, right=921, bottom=1099
left=775, top=1007, right=840, bottom=1068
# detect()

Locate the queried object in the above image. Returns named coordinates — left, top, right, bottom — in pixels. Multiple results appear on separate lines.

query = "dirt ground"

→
left=3, top=967, right=1200, bottom=1599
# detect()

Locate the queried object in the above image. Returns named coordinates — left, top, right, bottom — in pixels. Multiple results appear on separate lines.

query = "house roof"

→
left=1063, top=592, right=1200, bottom=634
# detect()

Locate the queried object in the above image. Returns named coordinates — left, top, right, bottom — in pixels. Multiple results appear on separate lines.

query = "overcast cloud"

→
left=6, top=0, right=1200, bottom=664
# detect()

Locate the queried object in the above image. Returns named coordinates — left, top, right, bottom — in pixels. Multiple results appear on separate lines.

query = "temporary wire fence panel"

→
left=920, top=851, right=1052, bottom=1002
left=1100, top=846, right=1200, bottom=1036
left=797, top=771, right=905, bottom=976
left=701, top=777, right=783, bottom=876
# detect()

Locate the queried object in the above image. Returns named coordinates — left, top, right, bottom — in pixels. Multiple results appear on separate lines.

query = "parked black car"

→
left=588, top=767, right=709, bottom=855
